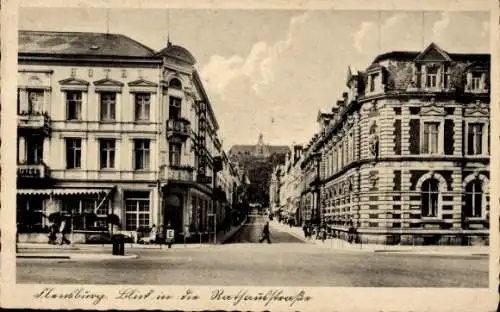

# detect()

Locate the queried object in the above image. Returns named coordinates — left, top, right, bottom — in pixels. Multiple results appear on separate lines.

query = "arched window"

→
left=421, top=179, right=439, bottom=217
left=465, top=180, right=483, bottom=218
left=169, top=78, right=182, bottom=89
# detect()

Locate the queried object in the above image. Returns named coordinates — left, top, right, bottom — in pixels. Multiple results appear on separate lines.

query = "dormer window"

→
left=369, top=73, right=377, bottom=92
left=471, top=72, right=482, bottom=91
left=426, top=66, right=438, bottom=88
left=465, top=68, right=487, bottom=93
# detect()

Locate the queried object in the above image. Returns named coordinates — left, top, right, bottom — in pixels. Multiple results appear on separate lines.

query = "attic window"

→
left=90, top=45, right=100, bottom=50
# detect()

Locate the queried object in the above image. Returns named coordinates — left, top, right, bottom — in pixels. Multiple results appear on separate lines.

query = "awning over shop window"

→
left=17, top=188, right=112, bottom=196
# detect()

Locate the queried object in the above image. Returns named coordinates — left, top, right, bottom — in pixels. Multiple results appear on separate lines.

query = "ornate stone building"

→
left=16, top=30, right=243, bottom=243
left=300, top=43, right=490, bottom=245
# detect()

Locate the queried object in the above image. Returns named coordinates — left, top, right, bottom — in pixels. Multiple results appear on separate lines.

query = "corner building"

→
left=16, top=31, right=240, bottom=243
left=302, top=43, right=490, bottom=245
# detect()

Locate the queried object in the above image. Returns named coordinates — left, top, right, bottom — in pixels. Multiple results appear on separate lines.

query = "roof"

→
left=19, top=30, right=156, bottom=58
left=157, top=42, right=197, bottom=65
left=372, top=47, right=489, bottom=64
left=229, top=145, right=291, bottom=155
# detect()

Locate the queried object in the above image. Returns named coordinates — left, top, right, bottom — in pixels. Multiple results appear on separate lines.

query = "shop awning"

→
left=17, top=188, right=112, bottom=196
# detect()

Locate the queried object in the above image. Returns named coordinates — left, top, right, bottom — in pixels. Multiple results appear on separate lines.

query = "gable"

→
left=414, top=43, right=452, bottom=62
left=59, top=78, right=90, bottom=86
left=93, top=78, right=124, bottom=87
left=128, top=79, right=158, bottom=87
left=59, top=77, right=90, bottom=91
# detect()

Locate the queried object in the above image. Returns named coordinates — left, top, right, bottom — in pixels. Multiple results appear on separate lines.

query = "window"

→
left=95, top=200, right=109, bottom=229
left=66, top=91, right=82, bottom=120
left=125, top=191, right=150, bottom=231
left=471, top=72, right=481, bottom=91
left=169, top=143, right=181, bottom=166
left=422, top=122, right=439, bottom=154
left=135, top=93, right=150, bottom=121
left=99, top=139, right=116, bottom=169
left=18, top=197, right=45, bottom=231
left=134, top=139, right=150, bottom=170
left=465, top=180, right=483, bottom=218
left=349, top=133, right=355, bottom=162
left=27, top=90, right=44, bottom=114
left=100, top=92, right=116, bottom=121
left=467, top=123, right=483, bottom=155
left=26, top=137, right=44, bottom=165
left=169, top=97, right=182, bottom=119
left=370, top=74, right=377, bottom=92
left=426, top=67, right=438, bottom=88
left=421, top=179, right=439, bottom=217
left=443, top=66, right=451, bottom=89
left=66, top=138, right=82, bottom=169
left=169, top=78, right=182, bottom=89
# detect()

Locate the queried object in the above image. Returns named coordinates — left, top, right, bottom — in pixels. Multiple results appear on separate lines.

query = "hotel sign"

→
left=17, top=167, right=43, bottom=179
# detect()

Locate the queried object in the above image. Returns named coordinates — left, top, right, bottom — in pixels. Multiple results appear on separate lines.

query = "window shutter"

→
left=421, top=65, right=427, bottom=88
left=444, top=119, right=454, bottom=155
left=480, top=73, right=486, bottom=90
left=466, top=72, right=473, bottom=90
left=409, top=119, right=420, bottom=155
left=394, top=119, right=401, bottom=155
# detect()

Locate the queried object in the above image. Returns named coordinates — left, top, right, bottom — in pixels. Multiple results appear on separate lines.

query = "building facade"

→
left=296, top=43, right=489, bottom=245
left=16, top=30, right=243, bottom=243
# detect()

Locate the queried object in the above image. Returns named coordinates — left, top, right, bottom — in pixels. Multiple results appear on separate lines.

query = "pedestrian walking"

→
left=302, top=223, right=308, bottom=239
left=59, top=218, right=71, bottom=245
left=259, top=221, right=271, bottom=244
left=48, top=222, right=58, bottom=244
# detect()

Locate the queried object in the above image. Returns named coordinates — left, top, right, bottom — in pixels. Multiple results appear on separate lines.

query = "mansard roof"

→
left=19, top=30, right=157, bottom=58
left=371, top=42, right=489, bottom=65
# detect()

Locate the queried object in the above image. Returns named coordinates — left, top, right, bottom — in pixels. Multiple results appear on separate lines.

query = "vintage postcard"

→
left=1, top=0, right=498, bottom=311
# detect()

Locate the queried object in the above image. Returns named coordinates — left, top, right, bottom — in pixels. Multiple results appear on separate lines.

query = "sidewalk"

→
left=17, top=218, right=248, bottom=253
left=269, top=220, right=489, bottom=256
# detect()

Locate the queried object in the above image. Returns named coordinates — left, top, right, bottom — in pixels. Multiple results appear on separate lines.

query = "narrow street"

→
left=225, top=215, right=304, bottom=244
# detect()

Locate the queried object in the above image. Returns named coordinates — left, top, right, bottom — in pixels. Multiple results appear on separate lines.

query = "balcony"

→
left=17, top=112, right=51, bottom=136
left=165, top=166, right=195, bottom=182
left=17, top=162, right=50, bottom=179
left=166, top=118, right=191, bottom=142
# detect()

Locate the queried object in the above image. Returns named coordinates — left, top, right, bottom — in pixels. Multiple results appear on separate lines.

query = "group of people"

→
left=302, top=222, right=328, bottom=242
left=48, top=218, right=71, bottom=245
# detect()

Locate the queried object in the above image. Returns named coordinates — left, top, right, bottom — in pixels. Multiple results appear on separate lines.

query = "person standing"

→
left=165, top=221, right=174, bottom=248
left=259, top=221, right=271, bottom=244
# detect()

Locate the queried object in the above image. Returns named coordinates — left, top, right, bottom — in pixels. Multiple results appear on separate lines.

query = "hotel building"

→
left=16, top=30, right=243, bottom=243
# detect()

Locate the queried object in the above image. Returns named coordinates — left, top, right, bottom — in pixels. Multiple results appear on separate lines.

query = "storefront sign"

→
left=197, top=175, right=212, bottom=184
left=17, top=167, right=42, bottom=178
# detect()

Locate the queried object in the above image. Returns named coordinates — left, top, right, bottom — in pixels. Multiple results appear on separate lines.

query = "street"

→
left=225, top=215, right=304, bottom=243
left=16, top=215, right=488, bottom=287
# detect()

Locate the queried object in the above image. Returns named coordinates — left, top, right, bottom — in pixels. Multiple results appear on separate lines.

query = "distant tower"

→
left=255, top=133, right=268, bottom=157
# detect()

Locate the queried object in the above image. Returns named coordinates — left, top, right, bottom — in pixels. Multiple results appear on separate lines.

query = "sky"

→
left=20, top=8, right=490, bottom=150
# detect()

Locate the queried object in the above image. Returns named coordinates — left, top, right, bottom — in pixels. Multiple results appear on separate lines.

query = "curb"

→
left=220, top=218, right=248, bottom=244
left=17, top=253, right=139, bottom=260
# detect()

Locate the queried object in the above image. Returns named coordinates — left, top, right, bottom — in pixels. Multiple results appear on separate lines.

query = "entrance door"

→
left=164, top=193, right=183, bottom=236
